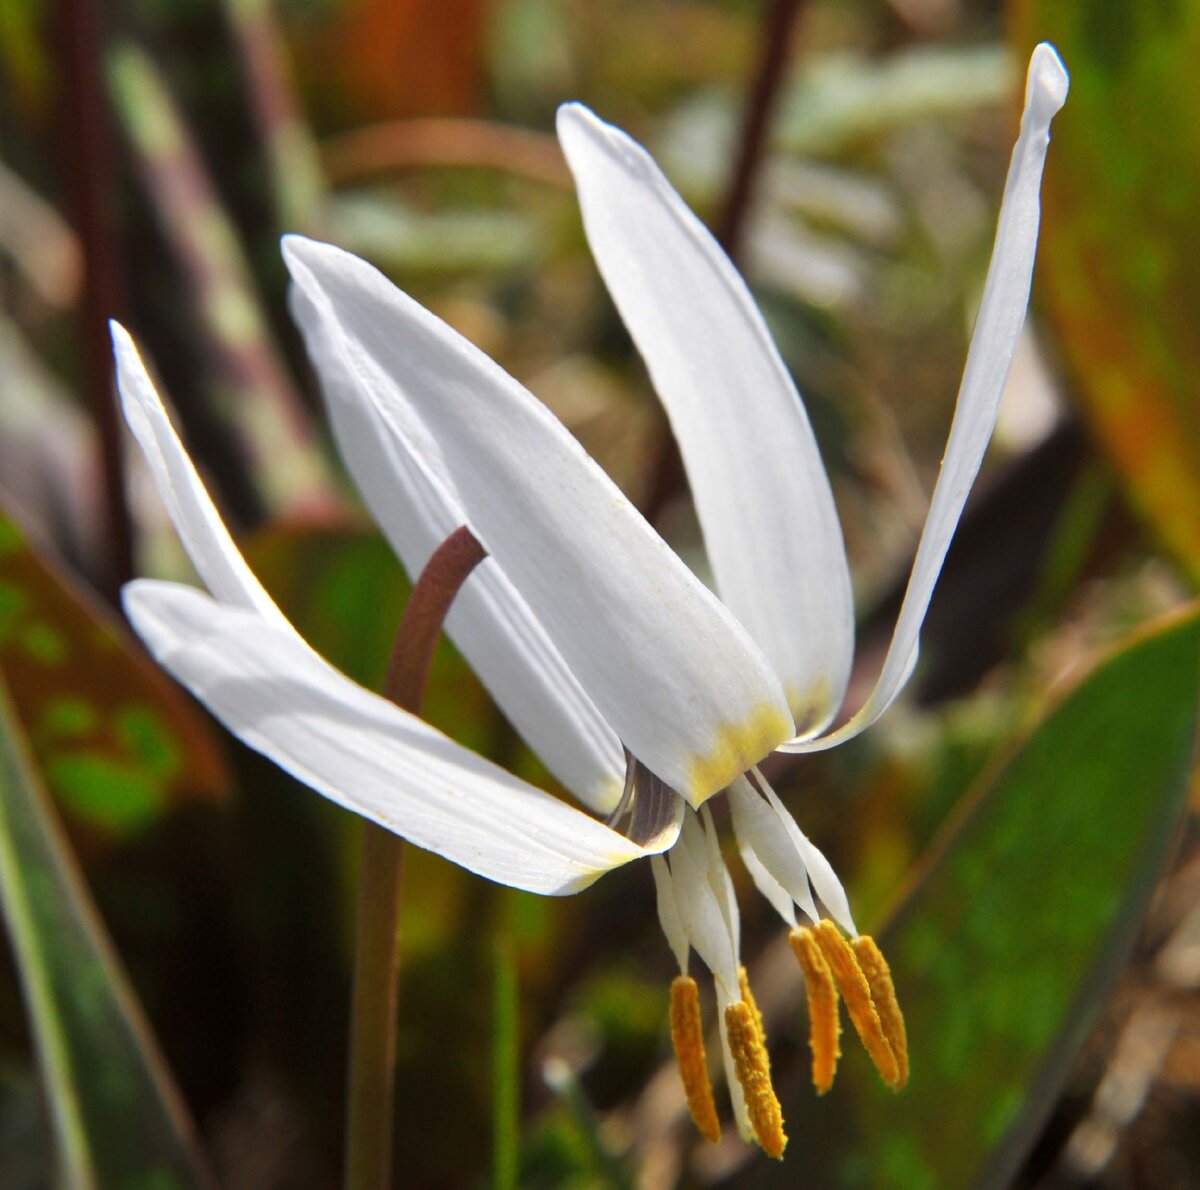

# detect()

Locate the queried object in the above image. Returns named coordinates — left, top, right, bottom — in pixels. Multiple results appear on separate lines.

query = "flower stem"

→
left=344, top=526, right=487, bottom=1190
left=714, top=0, right=808, bottom=263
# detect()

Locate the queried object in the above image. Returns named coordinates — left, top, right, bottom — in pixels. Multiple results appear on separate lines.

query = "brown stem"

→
left=383, top=526, right=489, bottom=710
left=344, top=526, right=487, bottom=1190
left=713, top=0, right=807, bottom=263
left=56, top=0, right=134, bottom=601
left=643, top=0, right=807, bottom=527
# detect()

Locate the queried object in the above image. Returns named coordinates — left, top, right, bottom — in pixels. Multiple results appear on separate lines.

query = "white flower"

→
left=115, top=45, right=1067, bottom=1156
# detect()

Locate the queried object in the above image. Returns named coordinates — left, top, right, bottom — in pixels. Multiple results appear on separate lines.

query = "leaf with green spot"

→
left=0, top=670, right=215, bottom=1187
left=0, top=503, right=229, bottom=839
left=1013, top=5, right=1200, bottom=584
left=747, top=604, right=1200, bottom=1189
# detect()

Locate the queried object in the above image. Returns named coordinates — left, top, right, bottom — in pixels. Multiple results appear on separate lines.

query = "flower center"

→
left=644, top=765, right=908, bottom=1157
left=608, top=751, right=682, bottom=847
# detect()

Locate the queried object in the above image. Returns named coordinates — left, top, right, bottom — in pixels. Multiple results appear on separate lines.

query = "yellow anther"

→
left=724, top=1000, right=787, bottom=1159
left=669, top=976, right=720, bottom=1143
left=788, top=927, right=841, bottom=1094
left=738, top=966, right=768, bottom=1063
left=812, top=920, right=899, bottom=1088
left=852, top=936, right=909, bottom=1089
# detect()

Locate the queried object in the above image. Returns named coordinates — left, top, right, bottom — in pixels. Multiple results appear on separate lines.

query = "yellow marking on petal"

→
left=813, top=921, right=899, bottom=1088
left=687, top=703, right=793, bottom=804
left=785, top=677, right=833, bottom=738
left=669, top=976, right=720, bottom=1143
left=788, top=927, right=841, bottom=1094
left=852, top=936, right=909, bottom=1089
left=724, top=1000, right=786, bottom=1159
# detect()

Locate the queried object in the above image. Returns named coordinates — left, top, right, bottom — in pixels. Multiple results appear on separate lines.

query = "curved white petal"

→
left=700, top=805, right=740, bottom=959
left=738, top=843, right=796, bottom=928
left=289, top=278, right=625, bottom=812
left=756, top=776, right=855, bottom=935
left=558, top=104, right=854, bottom=735
left=669, top=812, right=739, bottom=999
left=728, top=776, right=817, bottom=922
left=715, top=982, right=753, bottom=1141
left=111, top=323, right=288, bottom=630
left=283, top=237, right=793, bottom=803
left=651, top=853, right=689, bottom=972
left=123, top=579, right=666, bottom=895
left=781, top=44, right=1069, bottom=754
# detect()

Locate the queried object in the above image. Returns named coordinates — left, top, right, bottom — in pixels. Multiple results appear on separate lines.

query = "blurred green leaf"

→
left=334, top=192, right=543, bottom=274
left=0, top=505, right=228, bottom=839
left=107, top=39, right=339, bottom=516
left=1015, top=4, right=1200, bottom=584
left=0, top=0, right=48, bottom=115
left=0, top=671, right=214, bottom=1188
left=778, top=44, right=1014, bottom=157
left=219, top=0, right=327, bottom=235
left=664, top=43, right=1013, bottom=193
left=748, top=603, right=1200, bottom=1189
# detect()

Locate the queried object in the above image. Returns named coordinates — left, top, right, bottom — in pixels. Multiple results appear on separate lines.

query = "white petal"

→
left=714, top=981, right=753, bottom=1142
left=738, top=842, right=796, bottom=928
left=123, top=579, right=666, bottom=895
left=111, top=324, right=288, bottom=630
left=700, top=805, right=740, bottom=960
left=283, top=236, right=793, bottom=802
left=781, top=45, right=1068, bottom=753
left=728, top=776, right=817, bottom=922
left=288, top=276, right=625, bottom=812
left=756, top=776, right=856, bottom=936
left=670, top=812, right=739, bottom=998
left=650, top=854, right=689, bottom=972
left=558, top=104, right=854, bottom=735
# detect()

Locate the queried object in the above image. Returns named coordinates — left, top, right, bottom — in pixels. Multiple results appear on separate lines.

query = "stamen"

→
left=738, top=966, right=767, bottom=1057
left=669, top=976, right=720, bottom=1143
left=788, top=928, right=841, bottom=1094
left=812, top=921, right=899, bottom=1088
left=724, top=1000, right=786, bottom=1159
left=852, top=936, right=909, bottom=1089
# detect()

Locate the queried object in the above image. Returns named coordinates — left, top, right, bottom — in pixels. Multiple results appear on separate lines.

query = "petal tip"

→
left=556, top=101, right=644, bottom=174
left=555, top=100, right=592, bottom=130
left=556, top=101, right=611, bottom=159
left=109, top=319, right=132, bottom=351
left=280, top=233, right=342, bottom=279
left=1028, top=43, right=1069, bottom=121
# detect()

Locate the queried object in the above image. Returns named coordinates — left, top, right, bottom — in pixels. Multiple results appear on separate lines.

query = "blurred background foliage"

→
left=1, top=0, right=1198, bottom=1186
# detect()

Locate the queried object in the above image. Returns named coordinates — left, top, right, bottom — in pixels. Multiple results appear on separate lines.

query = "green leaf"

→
left=107, top=39, right=337, bottom=515
left=334, top=193, right=544, bottom=275
left=0, top=671, right=215, bottom=1188
left=0, top=505, right=229, bottom=839
left=747, top=604, right=1200, bottom=1189
left=1013, top=4, right=1200, bottom=584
